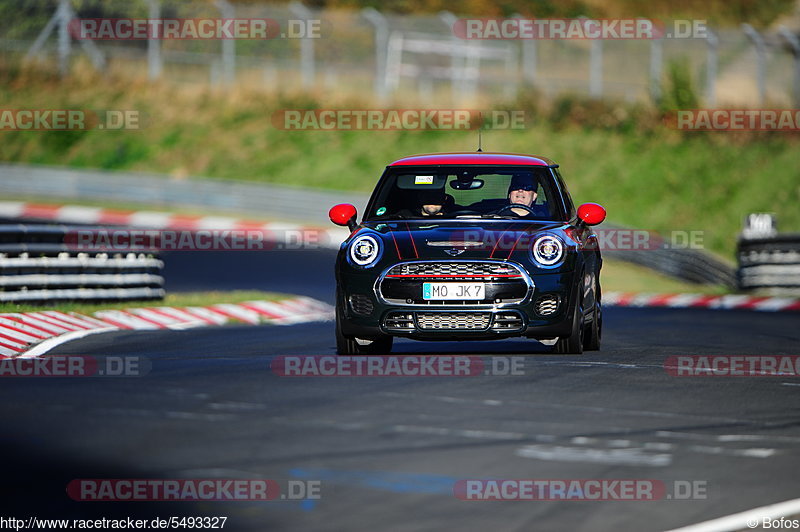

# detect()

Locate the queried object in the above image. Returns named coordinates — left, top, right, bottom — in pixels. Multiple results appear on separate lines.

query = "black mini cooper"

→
left=329, top=152, right=606, bottom=355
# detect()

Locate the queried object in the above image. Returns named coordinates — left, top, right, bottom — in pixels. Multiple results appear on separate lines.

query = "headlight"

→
left=531, top=234, right=564, bottom=267
left=348, top=234, right=382, bottom=267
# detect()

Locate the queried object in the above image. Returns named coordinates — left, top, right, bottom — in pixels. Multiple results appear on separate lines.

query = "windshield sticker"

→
left=376, top=206, right=387, bottom=216
left=414, top=175, right=435, bottom=185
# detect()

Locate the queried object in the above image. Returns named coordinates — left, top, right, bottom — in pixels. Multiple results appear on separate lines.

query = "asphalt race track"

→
left=1, top=249, right=799, bottom=531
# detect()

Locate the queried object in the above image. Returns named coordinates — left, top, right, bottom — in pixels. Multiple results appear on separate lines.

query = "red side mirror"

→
left=329, top=203, right=358, bottom=230
left=577, top=203, right=606, bottom=226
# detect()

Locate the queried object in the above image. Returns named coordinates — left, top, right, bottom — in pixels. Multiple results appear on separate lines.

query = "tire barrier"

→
left=737, top=234, right=800, bottom=290
left=0, top=224, right=164, bottom=303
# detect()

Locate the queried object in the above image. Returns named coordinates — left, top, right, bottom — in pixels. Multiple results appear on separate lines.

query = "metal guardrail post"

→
left=57, top=0, right=71, bottom=77
left=649, top=34, right=663, bottom=103
left=214, top=0, right=236, bottom=86
left=742, top=24, right=767, bottom=106
left=438, top=10, right=464, bottom=103
left=581, top=17, right=603, bottom=98
left=362, top=8, right=389, bottom=103
left=514, top=14, right=536, bottom=87
left=289, top=1, right=316, bottom=89
left=147, top=0, right=163, bottom=81
left=779, top=26, right=800, bottom=108
left=705, top=29, right=718, bottom=107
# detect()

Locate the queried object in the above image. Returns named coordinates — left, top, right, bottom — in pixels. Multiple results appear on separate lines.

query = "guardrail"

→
left=0, top=224, right=164, bottom=303
left=0, top=163, right=371, bottom=226
left=598, top=223, right=738, bottom=289
left=604, top=246, right=737, bottom=288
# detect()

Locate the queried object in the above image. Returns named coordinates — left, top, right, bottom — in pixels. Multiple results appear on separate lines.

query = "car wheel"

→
left=583, top=301, right=601, bottom=351
left=335, top=299, right=393, bottom=355
left=554, top=295, right=584, bottom=354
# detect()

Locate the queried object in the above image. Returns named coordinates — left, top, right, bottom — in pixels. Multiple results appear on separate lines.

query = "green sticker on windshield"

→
left=376, top=207, right=387, bottom=216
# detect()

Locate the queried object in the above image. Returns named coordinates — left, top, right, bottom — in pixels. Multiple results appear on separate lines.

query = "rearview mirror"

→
left=449, top=179, right=484, bottom=190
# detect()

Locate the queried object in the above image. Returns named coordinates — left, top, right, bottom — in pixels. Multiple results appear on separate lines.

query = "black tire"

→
left=335, top=301, right=393, bottom=355
left=583, top=283, right=602, bottom=351
left=583, top=301, right=601, bottom=351
left=554, top=295, right=584, bottom=354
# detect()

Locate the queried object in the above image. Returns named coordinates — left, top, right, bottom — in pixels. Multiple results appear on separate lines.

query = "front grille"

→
left=534, top=294, right=560, bottom=316
left=416, top=312, right=491, bottom=330
left=349, top=294, right=374, bottom=316
left=386, top=262, right=523, bottom=279
left=381, top=261, right=530, bottom=306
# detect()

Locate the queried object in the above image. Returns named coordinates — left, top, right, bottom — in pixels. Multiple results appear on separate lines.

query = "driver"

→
left=506, top=172, right=538, bottom=216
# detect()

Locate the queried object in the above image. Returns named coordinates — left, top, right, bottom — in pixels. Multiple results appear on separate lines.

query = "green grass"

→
left=0, top=290, right=287, bottom=315
left=1, top=66, right=798, bottom=261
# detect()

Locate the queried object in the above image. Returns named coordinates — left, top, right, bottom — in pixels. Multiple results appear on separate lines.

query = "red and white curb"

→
left=0, top=201, right=349, bottom=248
left=605, top=292, right=800, bottom=312
left=0, top=296, right=334, bottom=359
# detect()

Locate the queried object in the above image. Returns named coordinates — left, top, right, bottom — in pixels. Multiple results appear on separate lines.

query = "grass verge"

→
left=2, top=66, right=798, bottom=260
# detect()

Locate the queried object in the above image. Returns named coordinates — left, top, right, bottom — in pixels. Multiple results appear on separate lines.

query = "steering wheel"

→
left=494, top=203, right=536, bottom=217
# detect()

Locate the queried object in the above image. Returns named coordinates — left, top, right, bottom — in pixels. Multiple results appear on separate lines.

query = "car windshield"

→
left=364, top=166, right=565, bottom=221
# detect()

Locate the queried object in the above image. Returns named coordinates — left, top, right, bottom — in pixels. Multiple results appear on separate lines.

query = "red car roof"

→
left=389, top=152, right=556, bottom=167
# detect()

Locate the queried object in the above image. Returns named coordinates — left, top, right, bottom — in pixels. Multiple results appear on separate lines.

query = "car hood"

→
left=359, top=219, right=569, bottom=261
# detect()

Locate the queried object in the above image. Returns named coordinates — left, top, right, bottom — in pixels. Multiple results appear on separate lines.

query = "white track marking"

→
left=664, top=497, right=800, bottom=532
left=18, top=328, right=119, bottom=358
left=515, top=444, right=672, bottom=467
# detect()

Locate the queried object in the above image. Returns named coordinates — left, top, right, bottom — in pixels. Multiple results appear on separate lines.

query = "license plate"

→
left=422, top=282, right=485, bottom=300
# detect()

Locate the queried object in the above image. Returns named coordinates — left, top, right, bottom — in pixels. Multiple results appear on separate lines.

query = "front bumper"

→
left=337, top=268, right=580, bottom=341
